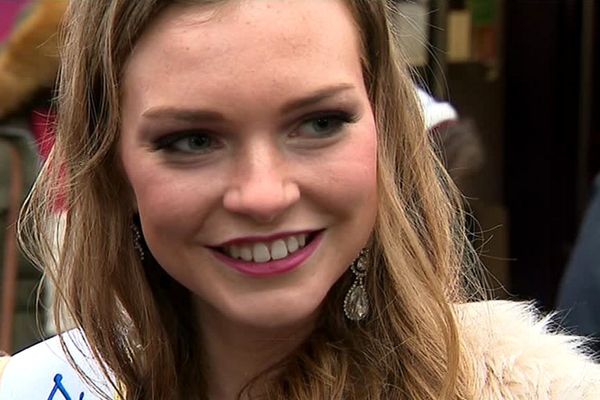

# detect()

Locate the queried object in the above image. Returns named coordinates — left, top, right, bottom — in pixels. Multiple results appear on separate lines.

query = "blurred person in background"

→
left=417, top=87, right=484, bottom=193
left=558, top=173, right=600, bottom=353
left=0, top=0, right=66, bottom=122
left=0, top=0, right=66, bottom=157
left=0, top=0, right=69, bottom=337
left=0, top=1, right=28, bottom=43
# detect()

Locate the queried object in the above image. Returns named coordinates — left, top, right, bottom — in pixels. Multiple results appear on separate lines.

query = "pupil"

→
left=190, top=136, right=208, bottom=148
left=315, top=118, right=330, bottom=130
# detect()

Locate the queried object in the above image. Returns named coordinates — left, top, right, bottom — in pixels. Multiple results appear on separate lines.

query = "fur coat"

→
left=456, top=301, right=600, bottom=399
left=0, top=300, right=599, bottom=399
left=0, top=0, right=67, bottom=118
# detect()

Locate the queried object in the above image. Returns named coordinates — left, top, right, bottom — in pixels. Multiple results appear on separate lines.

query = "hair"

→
left=19, top=0, right=482, bottom=399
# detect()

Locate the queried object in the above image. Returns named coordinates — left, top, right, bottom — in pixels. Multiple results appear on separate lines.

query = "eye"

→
left=295, top=112, right=357, bottom=138
left=153, top=132, right=220, bottom=155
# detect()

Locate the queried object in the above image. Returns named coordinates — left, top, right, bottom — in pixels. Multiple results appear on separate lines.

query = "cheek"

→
left=122, top=152, right=220, bottom=241
left=312, top=123, right=378, bottom=217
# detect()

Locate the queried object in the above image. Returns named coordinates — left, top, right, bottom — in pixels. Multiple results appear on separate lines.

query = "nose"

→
left=223, top=145, right=300, bottom=223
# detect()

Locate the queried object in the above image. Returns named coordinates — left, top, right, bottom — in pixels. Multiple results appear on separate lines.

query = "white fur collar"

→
left=456, top=300, right=600, bottom=399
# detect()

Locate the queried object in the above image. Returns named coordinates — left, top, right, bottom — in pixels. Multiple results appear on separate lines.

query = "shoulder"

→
left=456, top=300, right=600, bottom=399
left=0, top=330, right=116, bottom=400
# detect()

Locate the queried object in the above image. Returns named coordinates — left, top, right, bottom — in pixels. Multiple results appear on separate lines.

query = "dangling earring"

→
left=131, top=223, right=145, bottom=261
left=343, top=249, right=369, bottom=321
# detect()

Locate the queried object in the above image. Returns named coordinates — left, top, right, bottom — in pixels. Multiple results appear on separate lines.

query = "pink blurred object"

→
left=0, top=0, right=30, bottom=44
left=30, top=106, right=55, bottom=160
left=31, top=108, right=67, bottom=211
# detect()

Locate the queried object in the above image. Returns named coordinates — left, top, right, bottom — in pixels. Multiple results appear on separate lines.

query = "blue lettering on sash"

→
left=47, top=374, right=85, bottom=400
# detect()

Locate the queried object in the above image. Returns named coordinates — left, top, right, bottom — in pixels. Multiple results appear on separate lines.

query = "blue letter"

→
left=47, top=374, right=85, bottom=400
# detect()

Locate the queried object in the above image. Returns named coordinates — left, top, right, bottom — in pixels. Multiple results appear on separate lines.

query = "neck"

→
left=197, top=307, right=317, bottom=400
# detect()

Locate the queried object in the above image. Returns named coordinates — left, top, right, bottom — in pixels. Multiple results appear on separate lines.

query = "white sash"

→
left=0, top=330, right=116, bottom=399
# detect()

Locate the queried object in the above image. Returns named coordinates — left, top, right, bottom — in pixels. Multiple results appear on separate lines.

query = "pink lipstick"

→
left=210, top=231, right=323, bottom=277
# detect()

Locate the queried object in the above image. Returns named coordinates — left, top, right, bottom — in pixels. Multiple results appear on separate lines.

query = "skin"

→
left=119, top=0, right=378, bottom=397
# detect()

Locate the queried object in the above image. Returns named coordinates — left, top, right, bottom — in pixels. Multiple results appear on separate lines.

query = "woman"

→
left=1, top=0, right=599, bottom=399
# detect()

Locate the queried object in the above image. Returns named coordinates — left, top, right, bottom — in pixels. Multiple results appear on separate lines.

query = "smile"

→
left=221, top=233, right=309, bottom=263
left=210, top=231, right=323, bottom=276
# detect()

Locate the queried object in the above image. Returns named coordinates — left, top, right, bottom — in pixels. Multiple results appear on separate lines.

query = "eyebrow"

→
left=140, top=83, right=356, bottom=122
left=279, top=83, right=356, bottom=114
left=141, top=107, right=225, bottom=122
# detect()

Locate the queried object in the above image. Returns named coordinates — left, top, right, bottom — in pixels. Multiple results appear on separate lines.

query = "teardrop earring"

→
left=343, top=249, right=369, bottom=321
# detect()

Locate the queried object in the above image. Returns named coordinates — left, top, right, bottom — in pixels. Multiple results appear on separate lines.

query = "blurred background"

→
left=396, top=0, right=599, bottom=311
left=0, top=0, right=598, bottom=352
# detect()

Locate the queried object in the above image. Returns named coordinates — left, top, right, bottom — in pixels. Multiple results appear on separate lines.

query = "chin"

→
left=220, top=290, right=326, bottom=331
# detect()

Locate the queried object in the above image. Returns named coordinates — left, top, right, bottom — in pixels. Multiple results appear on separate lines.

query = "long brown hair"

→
left=20, top=0, right=480, bottom=398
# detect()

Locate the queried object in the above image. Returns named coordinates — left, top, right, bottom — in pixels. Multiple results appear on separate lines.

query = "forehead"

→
left=122, top=0, right=365, bottom=112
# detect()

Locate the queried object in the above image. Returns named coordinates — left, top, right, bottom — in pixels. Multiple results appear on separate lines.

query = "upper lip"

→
left=214, top=229, right=320, bottom=247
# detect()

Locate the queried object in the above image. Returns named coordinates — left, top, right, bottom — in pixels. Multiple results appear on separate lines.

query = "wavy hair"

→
left=19, top=0, right=480, bottom=398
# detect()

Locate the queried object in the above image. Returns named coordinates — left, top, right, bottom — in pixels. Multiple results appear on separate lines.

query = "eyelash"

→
left=293, top=111, right=358, bottom=138
left=152, top=110, right=359, bottom=154
left=152, top=130, right=219, bottom=154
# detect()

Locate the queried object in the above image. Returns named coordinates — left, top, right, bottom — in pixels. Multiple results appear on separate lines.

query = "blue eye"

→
left=154, top=132, right=218, bottom=154
left=296, top=112, right=357, bottom=138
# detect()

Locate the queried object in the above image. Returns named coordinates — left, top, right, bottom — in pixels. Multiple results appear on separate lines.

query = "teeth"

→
left=252, top=243, right=270, bottom=263
left=270, top=240, right=288, bottom=260
left=224, top=233, right=311, bottom=262
left=298, top=234, right=306, bottom=247
left=240, top=246, right=253, bottom=262
left=286, top=236, right=299, bottom=253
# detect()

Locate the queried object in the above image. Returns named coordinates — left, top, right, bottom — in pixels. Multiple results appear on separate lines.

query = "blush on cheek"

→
left=319, top=132, right=377, bottom=216
left=136, top=176, right=223, bottom=247
left=348, top=129, right=378, bottom=210
left=344, top=126, right=377, bottom=182
left=137, top=195, right=198, bottom=239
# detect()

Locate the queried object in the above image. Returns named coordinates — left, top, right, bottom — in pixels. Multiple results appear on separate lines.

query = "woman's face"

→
left=120, top=0, right=378, bottom=330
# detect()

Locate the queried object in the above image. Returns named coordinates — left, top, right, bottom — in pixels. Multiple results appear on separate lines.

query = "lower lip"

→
left=210, top=232, right=323, bottom=277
